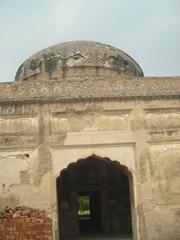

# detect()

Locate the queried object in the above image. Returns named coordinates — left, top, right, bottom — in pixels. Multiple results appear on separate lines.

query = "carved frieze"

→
left=0, top=117, right=38, bottom=135
left=145, top=109, right=180, bottom=130
left=50, top=110, right=131, bottom=134
left=150, top=143, right=180, bottom=204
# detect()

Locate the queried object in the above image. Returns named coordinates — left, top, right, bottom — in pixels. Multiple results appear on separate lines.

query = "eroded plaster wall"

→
left=0, top=98, right=180, bottom=240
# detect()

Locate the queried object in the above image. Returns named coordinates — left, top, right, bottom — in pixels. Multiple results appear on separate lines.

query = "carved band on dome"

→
left=15, top=41, right=144, bottom=81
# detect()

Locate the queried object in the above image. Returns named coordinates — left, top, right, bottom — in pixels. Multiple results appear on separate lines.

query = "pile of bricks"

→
left=0, top=206, right=47, bottom=219
left=0, top=206, right=52, bottom=240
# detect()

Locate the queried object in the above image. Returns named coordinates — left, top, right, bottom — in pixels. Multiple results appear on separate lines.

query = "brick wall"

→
left=0, top=207, right=52, bottom=240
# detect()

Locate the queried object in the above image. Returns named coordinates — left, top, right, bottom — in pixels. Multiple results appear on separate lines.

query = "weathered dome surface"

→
left=15, top=41, right=144, bottom=81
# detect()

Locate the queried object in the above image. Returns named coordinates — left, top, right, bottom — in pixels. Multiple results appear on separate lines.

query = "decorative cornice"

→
left=0, top=76, right=180, bottom=103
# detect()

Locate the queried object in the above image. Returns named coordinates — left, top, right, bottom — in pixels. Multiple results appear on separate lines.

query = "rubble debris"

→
left=0, top=206, right=52, bottom=240
left=0, top=205, right=48, bottom=219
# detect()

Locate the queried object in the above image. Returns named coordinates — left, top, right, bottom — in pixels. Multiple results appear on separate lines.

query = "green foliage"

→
left=78, top=196, right=90, bottom=216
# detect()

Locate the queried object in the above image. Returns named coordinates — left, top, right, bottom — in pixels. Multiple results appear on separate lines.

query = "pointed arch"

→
left=56, top=154, right=134, bottom=238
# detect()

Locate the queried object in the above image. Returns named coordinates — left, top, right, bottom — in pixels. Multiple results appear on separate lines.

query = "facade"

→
left=0, top=41, right=180, bottom=240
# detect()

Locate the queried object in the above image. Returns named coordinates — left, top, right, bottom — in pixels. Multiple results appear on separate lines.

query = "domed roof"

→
left=15, top=41, right=144, bottom=81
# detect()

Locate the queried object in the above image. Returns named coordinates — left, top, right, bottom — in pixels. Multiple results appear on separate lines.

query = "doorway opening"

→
left=78, top=191, right=102, bottom=233
left=57, top=155, right=133, bottom=239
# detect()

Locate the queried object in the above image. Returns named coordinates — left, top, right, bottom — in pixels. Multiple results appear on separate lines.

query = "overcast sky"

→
left=0, top=0, right=179, bottom=82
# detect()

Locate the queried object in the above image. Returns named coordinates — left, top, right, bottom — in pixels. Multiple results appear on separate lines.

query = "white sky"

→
left=0, top=0, right=180, bottom=82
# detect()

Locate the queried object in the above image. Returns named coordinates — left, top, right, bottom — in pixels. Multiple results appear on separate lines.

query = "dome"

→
left=15, top=41, right=144, bottom=82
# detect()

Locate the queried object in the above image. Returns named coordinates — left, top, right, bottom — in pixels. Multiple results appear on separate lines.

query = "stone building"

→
left=0, top=41, right=180, bottom=240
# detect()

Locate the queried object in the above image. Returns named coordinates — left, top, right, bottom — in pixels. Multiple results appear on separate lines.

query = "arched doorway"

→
left=56, top=155, right=133, bottom=239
